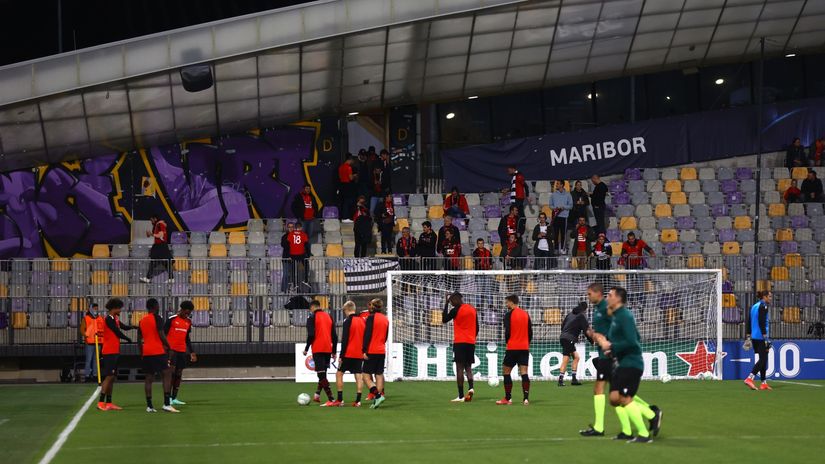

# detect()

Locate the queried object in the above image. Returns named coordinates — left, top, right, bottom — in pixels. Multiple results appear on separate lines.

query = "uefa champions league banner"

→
left=441, top=97, right=825, bottom=193
left=722, top=340, right=825, bottom=381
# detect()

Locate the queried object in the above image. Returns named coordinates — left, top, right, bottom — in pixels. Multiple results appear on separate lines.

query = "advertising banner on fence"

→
left=295, top=343, right=404, bottom=383
left=722, top=340, right=825, bottom=380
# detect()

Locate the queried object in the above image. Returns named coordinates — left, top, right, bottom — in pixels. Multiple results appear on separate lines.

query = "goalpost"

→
left=385, top=269, right=723, bottom=382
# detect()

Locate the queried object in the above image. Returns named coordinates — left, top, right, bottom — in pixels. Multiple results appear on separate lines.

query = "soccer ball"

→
left=488, top=377, right=500, bottom=387
left=661, top=374, right=672, bottom=384
left=297, top=393, right=311, bottom=405
left=701, top=371, right=714, bottom=380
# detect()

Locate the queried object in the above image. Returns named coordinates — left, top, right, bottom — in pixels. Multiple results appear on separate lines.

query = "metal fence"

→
left=0, top=254, right=823, bottom=355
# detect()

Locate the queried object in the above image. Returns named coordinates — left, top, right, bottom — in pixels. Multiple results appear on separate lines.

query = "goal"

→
left=385, top=269, right=723, bottom=381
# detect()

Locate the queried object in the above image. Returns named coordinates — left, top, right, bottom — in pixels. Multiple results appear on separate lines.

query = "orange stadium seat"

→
left=679, top=168, right=697, bottom=180
left=785, top=254, right=802, bottom=267
left=782, top=307, right=801, bottom=324
left=543, top=309, right=562, bottom=325
left=654, top=204, right=672, bottom=218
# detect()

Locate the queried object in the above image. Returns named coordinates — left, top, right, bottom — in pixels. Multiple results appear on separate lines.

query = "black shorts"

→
left=101, top=354, right=119, bottom=377
left=339, top=357, right=363, bottom=374
left=143, top=354, right=169, bottom=374
left=593, top=357, right=613, bottom=382
left=453, top=343, right=476, bottom=364
left=363, top=354, right=386, bottom=375
left=169, top=350, right=188, bottom=370
left=610, top=367, right=643, bottom=398
left=560, top=338, right=576, bottom=356
left=312, top=353, right=331, bottom=372
left=503, top=350, right=530, bottom=368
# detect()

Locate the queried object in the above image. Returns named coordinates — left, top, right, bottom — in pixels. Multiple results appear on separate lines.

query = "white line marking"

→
left=67, top=434, right=825, bottom=451
left=773, top=380, right=823, bottom=387
left=38, top=387, right=100, bottom=464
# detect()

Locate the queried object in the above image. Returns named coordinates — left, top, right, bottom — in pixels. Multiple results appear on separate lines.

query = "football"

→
left=661, top=374, right=672, bottom=384
left=297, top=393, right=311, bottom=405
left=488, top=377, right=500, bottom=387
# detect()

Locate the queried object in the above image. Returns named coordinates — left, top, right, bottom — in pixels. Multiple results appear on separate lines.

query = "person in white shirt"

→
left=532, top=212, right=556, bottom=269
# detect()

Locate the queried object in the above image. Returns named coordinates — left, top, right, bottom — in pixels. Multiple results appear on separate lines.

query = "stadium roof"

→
left=1, top=0, right=823, bottom=171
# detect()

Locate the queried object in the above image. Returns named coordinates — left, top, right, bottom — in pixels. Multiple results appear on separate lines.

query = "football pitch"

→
left=4, top=380, right=823, bottom=464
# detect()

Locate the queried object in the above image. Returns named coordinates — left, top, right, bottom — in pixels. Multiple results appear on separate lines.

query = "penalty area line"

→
left=773, top=380, right=823, bottom=388
left=38, top=386, right=100, bottom=464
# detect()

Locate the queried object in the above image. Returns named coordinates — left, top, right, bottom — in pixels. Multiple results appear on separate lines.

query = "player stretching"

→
left=558, top=302, right=588, bottom=386
left=164, top=301, right=197, bottom=406
left=363, top=299, right=389, bottom=409
left=138, top=298, right=178, bottom=413
left=303, top=300, right=338, bottom=406
left=497, top=295, right=532, bottom=406
left=592, top=287, right=662, bottom=443
left=337, top=301, right=365, bottom=406
left=97, top=298, right=134, bottom=411
left=443, top=292, right=479, bottom=402
left=744, top=290, right=772, bottom=391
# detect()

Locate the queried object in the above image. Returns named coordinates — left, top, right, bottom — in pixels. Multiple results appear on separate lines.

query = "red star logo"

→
left=676, top=341, right=725, bottom=377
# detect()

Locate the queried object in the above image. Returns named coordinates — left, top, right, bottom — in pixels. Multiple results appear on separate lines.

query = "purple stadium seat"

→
left=711, top=204, right=728, bottom=217
left=613, top=192, right=630, bottom=205
left=68, top=312, right=80, bottom=328
left=171, top=232, right=188, bottom=244
left=606, top=229, right=622, bottom=243
left=489, top=232, right=501, bottom=244
left=192, top=311, right=210, bottom=327
left=269, top=270, right=282, bottom=284
left=30, top=271, right=49, bottom=285
left=499, top=196, right=510, bottom=208
left=799, top=292, right=816, bottom=307
left=51, top=285, right=69, bottom=297
left=0, top=313, right=7, bottom=329
left=780, top=241, right=798, bottom=254
left=624, top=168, right=642, bottom=181
left=790, top=215, right=809, bottom=228
left=171, top=282, right=190, bottom=295
left=230, top=259, right=247, bottom=270
left=609, top=180, right=626, bottom=194
left=111, top=259, right=128, bottom=271
left=393, top=194, right=407, bottom=206
left=722, top=281, right=734, bottom=293
left=718, top=229, right=736, bottom=242
left=252, top=310, right=271, bottom=327
left=484, top=205, right=501, bottom=218
left=663, top=242, right=682, bottom=255
left=150, top=272, right=169, bottom=283
left=267, top=245, right=284, bottom=257
left=131, top=298, right=147, bottom=311
left=676, top=216, right=695, bottom=229
left=735, top=167, right=752, bottom=180
left=322, top=206, right=339, bottom=219
left=658, top=292, right=678, bottom=309
left=722, top=307, right=743, bottom=324
left=456, top=219, right=467, bottom=231
left=11, top=299, right=26, bottom=312
left=812, top=280, right=825, bottom=292
left=725, top=191, right=742, bottom=204
left=720, top=179, right=738, bottom=193
left=482, top=310, right=502, bottom=326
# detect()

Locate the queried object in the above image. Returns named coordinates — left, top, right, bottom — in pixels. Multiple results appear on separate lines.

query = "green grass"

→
left=5, top=380, right=824, bottom=463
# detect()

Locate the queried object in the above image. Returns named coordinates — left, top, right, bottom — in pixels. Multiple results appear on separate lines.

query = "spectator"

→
left=443, top=186, right=470, bottom=218
left=280, top=222, right=293, bottom=292
left=497, top=205, right=525, bottom=246
left=141, top=213, right=173, bottom=284
left=80, top=303, right=103, bottom=382
left=417, top=221, right=438, bottom=269
left=367, top=145, right=378, bottom=162
left=569, top=216, right=595, bottom=269
left=356, top=149, right=373, bottom=198
left=291, top=185, right=318, bottom=244
left=437, top=216, right=462, bottom=251
left=550, top=180, right=573, bottom=253
left=472, top=238, right=492, bottom=270
left=570, top=180, right=590, bottom=226
left=396, top=227, right=417, bottom=270
left=338, top=156, right=356, bottom=222
left=532, top=212, right=555, bottom=269
left=374, top=192, right=396, bottom=254
left=801, top=169, right=824, bottom=202
left=590, top=175, right=608, bottom=234
left=379, top=149, right=392, bottom=193
left=369, top=165, right=386, bottom=214
left=502, top=165, right=528, bottom=217
left=353, top=196, right=372, bottom=258
left=440, top=228, right=462, bottom=271
left=784, top=179, right=802, bottom=203
left=619, top=232, right=655, bottom=270
left=786, top=137, right=807, bottom=169
left=287, top=222, right=310, bottom=286
left=502, top=233, right=523, bottom=270
left=590, top=232, right=612, bottom=271
left=812, top=137, right=824, bottom=167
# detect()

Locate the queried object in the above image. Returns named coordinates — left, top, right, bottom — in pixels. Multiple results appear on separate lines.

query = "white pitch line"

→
left=773, top=380, right=823, bottom=388
left=67, top=434, right=825, bottom=451
left=38, top=387, right=100, bottom=464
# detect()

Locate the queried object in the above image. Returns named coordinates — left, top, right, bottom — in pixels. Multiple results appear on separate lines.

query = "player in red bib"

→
left=336, top=301, right=365, bottom=407
left=362, top=299, right=389, bottom=409
left=164, top=301, right=196, bottom=406
left=443, top=292, right=479, bottom=402
left=303, top=299, right=338, bottom=407
left=138, top=298, right=178, bottom=413
left=97, top=298, right=134, bottom=411
left=497, top=295, right=533, bottom=406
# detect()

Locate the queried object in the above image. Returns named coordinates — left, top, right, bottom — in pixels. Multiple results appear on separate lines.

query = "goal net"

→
left=386, top=269, right=722, bottom=381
